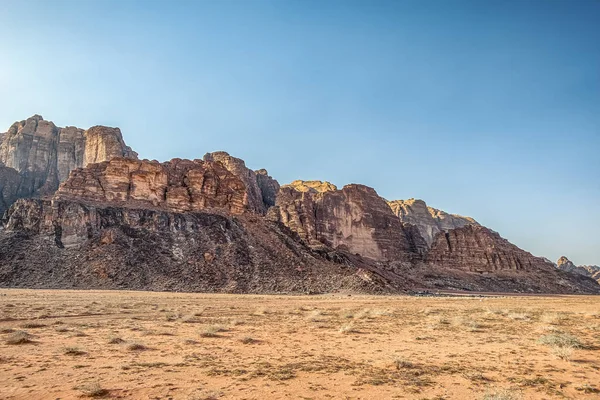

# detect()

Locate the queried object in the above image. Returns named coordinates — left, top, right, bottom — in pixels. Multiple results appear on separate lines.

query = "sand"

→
left=1, top=289, right=599, bottom=399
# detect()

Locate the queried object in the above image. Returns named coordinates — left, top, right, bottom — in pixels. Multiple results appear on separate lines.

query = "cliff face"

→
left=55, top=158, right=249, bottom=215
left=388, top=199, right=478, bottom=246
left=557, top=256, right=600, bottom=283
left=1, top=198, right=385, bottom=293
left=425, top=225, right=555, bottom=272
left=0, top=115, right=597, bottom=294
left=276, top=182, right=428, bottom=261
left=0, top=115, right=137, bottom=206
left=203, top=152, right=279, bottom=214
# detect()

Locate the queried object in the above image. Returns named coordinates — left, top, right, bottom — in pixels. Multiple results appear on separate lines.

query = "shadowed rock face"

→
left=0, top=115, right=137, bottom=205
left=56, top=157, right=249, bottom=215
left=388, top=198, right=478, bottom=246
left=426, top=225, right=555, bottom=272
left=1, top=198, right=385, bottom=293
left=276, top=182, right=428, bottom=261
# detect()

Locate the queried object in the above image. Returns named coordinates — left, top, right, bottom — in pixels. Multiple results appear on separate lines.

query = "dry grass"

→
left=1, top=289, right=599, bottom=400
left=77, top=382, right=108, bottom=397
left=5, top=330, right=33, bottom=345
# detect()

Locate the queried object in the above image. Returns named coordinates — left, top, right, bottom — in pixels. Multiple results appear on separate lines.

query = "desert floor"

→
left=0, top=290, right=599, bottom=400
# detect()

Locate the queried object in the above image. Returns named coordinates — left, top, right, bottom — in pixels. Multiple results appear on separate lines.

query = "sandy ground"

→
left=0, top=290, right=599, bottom=400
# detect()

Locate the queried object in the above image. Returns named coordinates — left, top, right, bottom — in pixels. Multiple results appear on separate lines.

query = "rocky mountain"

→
left=0, top=115, right=598, bottom=294
left=0, top=115, right=137, bottom=215
left=388, top=198, right=478, bottom=245
left=557, top=256, right=600, bottom=284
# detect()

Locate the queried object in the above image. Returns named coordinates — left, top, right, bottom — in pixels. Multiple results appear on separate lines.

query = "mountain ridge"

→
left=0, top=115, right=598, bottom=294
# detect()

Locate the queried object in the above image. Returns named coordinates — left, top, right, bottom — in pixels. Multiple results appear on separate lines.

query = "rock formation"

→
left=203, top=152, right=279, bottom=213
left=0, top=114, right=598, bottom=294
left=0, top=115, right=137, bottom=209
left=425, top=225, right=555, bottom=272
left=276, top=182, right=428, bottom=260
left=1, top=198, right=385, bottom=293
left=557, top=256, right=600, bottom=283
left=55, top=158, right=249, bottom=215
left=388, top=198, right=478, bottom=245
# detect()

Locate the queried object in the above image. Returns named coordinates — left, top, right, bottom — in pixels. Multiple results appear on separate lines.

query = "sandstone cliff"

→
left=203, top=152, right=280, bottom=214
left=0, top=115, right=598, bottom=294
left=557, top=256, right=600, bottom=283
left=0, top=115, right=137, bottom=207
left=425, top=224, right=555, bottom=272
left=1, top=198, right=387, bottom=293
left=55, top=158, right=249, bottom=215
left=388, top=198, right=478, bottom=245
left=276, top=181, right=428, bottom=261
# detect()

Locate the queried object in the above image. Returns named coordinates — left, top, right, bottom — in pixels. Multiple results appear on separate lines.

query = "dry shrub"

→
left=78, top=382, right=108, bottom=397
left=5, top=330, right=33, bottom=345
left=339, top=323, right=357, bottom=334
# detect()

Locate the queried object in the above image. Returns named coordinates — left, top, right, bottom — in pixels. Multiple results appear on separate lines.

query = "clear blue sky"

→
left=1, top=0, right=598, bottom=265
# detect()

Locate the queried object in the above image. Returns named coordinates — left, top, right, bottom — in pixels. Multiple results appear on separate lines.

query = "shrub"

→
left=78, top=382, right=108, bottom=397
left=538, top=333, right=583, bottom=348
left=339, top=323, right=357, bottom=334
left=126, top=342, right=147, bottom=351
left=481, top=388, right=522, bottom=400
left=5, top=331, right=33, bottom=345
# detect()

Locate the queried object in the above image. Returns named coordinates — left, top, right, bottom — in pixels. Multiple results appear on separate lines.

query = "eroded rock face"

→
left=0, top=165, right=25, bottom=216
left=56, top=158, right=249, bottom=215
left=0, top=115, right=137, bottom=202
left=557, top=256, right=600, bottom=283
left=426, top=225, right=554, bottom=272
left=388, top=198, right=478, bottom=246
left=83, top=126, right=137, bottom=166
left=203, top=152, right=279, bottom=213
left=255, top=169, right=280, bottom=208
left=276, top=182, right=427, bottom=261
left=1, top=198, right=387, bottom=293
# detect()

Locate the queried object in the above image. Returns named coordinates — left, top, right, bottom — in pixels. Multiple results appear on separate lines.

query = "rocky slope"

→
left=388, top=198, right=478, bottom=245
left=557, top=256, right=600, bottom=284
left=0, top=115, right=137, bottom=214
left=0, top=115, right=598, bottom=294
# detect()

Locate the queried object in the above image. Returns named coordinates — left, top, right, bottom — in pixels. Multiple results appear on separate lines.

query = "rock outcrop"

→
left=55, top=157, right=249, bottom=215
left=425, top=225, right=555, bottom=272
left=1, top=198, right=387, bottom=293
left=203, top=152, right=279, bottom=213
left=0, top=115, right=137, bottom=206
left=276, top=182, right=428, bottom=261
left=0, top=114, right=598, bottom=294
left=557, top=256, right=600, bottom=283
left=0, top=165, right=25, bottom=216
left=388, top=198, right=478, bottom=245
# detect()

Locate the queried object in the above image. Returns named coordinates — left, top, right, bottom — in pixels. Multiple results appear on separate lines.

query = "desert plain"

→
left=0, top=289, right=599, bottom=400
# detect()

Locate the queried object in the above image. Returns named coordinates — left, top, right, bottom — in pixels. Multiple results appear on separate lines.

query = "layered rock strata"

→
left=388, top=198, right=478, bottom=245
left=203, top=152, right=279, bottom=213
left=55, top=158, right=249, bottom=215
left=425, top=225, right=556, bottom=272
left=276, top=182, right=428, bottom=261
left=0, top=115, right=137, bottom=205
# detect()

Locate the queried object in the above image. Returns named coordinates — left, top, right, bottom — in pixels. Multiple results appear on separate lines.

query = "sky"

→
left=0, top=0, right=598, bottom=265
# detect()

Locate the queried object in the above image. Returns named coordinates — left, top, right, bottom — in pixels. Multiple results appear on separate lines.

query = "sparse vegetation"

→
left=538, top=332, right=583, bottom=348
left=5, top=330, right=33, bottom=345
left=126, top=342, right=148, bottom=351
left=78, top=382, right=108, bottom=397
left=64, top=346, right=87, bottom=356
left=481, top=388, right=522, bottom=400
left=339, top=323, right=357, bottom=334
left=200, top=325, right=227, bottom=338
